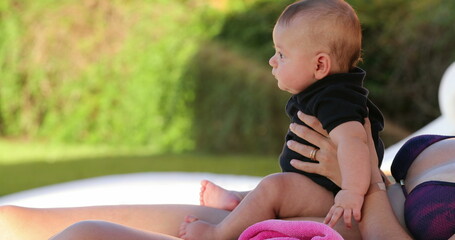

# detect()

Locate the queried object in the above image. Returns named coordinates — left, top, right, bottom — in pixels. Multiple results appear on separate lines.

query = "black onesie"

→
left=279, top=67, right=384, bottom=194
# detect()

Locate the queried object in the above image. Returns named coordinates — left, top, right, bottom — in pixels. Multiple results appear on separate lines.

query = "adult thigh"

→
left=0, top=204, right=230, bottom=240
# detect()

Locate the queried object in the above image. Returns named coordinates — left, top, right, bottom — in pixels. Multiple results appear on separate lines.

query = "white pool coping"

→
left=0, top=172, right=261, bottom=208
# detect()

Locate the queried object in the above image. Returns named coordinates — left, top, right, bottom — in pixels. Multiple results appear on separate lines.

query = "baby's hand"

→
left=324, top=190, right=364, bottom=228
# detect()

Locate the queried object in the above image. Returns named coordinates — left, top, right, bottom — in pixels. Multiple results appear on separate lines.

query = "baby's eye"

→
left=278, top=52, right=284, bottom=59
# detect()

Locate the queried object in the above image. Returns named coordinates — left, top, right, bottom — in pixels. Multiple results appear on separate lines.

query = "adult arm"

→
left=288, top=111, right=411, bottom=239
left=358, top=117, right=411, bottom=240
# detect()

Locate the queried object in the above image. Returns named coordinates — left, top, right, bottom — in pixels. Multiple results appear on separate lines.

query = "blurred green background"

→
left=1, top=0, right=454, bottom=196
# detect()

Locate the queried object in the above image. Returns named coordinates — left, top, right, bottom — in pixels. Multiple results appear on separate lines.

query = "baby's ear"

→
left=314, top=53, right=331, bottom=80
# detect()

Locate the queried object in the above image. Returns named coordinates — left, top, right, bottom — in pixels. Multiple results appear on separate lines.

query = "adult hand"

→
left=287, top=111, right=341, bottom=186
left=287, top=111, right=381, bottom=187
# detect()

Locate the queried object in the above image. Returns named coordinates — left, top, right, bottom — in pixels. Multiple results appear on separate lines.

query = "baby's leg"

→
left=0, top=204, right=229, bottom=240
left=199, top=179, right=250, bottom=211
left=50, top=220, right=181, bottom=240
left=180, top=172, right=334, bottom=240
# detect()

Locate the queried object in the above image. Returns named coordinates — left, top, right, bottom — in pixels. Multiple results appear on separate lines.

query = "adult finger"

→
left=290, top=159, right=321, bottom=175
left=287, top=138, right=341, bottom=186
left=289, top=123, right=325, bottom=149
left=287, top=140, right=320, bottom=162
left=297, top=111, right=328, bottom=137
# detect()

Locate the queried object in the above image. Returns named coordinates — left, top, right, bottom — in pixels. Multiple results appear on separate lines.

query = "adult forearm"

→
left=359, top=184, right=411, bottom=239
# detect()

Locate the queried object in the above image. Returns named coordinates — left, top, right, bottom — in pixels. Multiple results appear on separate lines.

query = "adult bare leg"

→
left=0, top=204, right=229, bottom=240
left=49, top=220, right=181, bottom=240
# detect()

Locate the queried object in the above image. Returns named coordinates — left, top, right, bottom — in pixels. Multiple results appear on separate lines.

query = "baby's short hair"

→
left=278, top=0, right=362, bottom=71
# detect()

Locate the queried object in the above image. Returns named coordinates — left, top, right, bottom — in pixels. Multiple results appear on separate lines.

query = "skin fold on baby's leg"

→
left=180, top=172, right=334, bottom=240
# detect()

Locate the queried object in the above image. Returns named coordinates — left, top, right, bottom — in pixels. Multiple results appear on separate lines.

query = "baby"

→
left=179, top=0, right=384, bottom=239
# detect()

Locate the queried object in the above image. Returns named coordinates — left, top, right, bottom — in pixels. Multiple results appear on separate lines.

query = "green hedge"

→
left=188, top=0, right=455, bottom=153
left=1, top=0, right=454, bottom=154
left=352, top=0, right=455, bottom=129
left=188, top=41, right=289, bottom=154
left=222, top=0, right=455, bottom=130
left=0, top=0, right=222, bottom=152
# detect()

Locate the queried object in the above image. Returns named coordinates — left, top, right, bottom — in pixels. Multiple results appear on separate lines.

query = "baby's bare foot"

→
left=199, top=180, right=242, bottom=211
left=179, top=215, right=217, bottom=240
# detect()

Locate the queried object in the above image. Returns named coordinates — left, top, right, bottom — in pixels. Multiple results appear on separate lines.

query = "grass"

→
left=0, top=140, right=279, bottom=197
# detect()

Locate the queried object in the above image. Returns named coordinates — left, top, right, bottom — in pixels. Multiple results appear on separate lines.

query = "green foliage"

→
left=188, top=41, right=289, bottom=154
left=0, top=0, right=222, bottom=152
left=215, top=0, right=294, bottom=62
left=1, top=0, right=455, bottom=156
left=185, top=0, right=294, bottom=153
left=187, top=0, right=455, bottom=153
left=351, top=0, right=455, bottom=129
left=0, top=151, right=277, bottom=196
left=208, top=0, right=455, bottom=137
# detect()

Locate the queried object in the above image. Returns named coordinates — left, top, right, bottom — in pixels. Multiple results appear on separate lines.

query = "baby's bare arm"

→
left=329, top=121, right=370, bottom=194
left=325, top=121, right=370, bottom=227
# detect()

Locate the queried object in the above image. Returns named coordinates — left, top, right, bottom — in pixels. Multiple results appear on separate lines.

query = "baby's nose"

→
left=269, top=56, right=276, bottom=67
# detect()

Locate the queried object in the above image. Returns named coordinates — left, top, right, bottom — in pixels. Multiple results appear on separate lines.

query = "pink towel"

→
left=238, top=220, right=344, bottom=240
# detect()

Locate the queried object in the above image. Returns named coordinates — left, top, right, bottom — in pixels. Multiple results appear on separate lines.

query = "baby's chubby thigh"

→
left=256, top=172, right=334, bottom=219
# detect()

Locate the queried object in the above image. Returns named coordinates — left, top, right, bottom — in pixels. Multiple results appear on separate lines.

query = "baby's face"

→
left=269, top=21, right=318, bottom=94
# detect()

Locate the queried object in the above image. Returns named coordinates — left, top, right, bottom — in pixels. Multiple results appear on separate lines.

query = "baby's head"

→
left=269, top=0, right=362, bottom=94
left=278, top=0, right=362, bottom=72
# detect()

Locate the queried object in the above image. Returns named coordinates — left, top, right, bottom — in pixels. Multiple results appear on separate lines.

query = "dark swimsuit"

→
left=391, top=135, right=455, bottom=240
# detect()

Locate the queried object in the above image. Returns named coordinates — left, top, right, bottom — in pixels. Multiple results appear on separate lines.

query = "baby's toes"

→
left=178, top=222, right=187, bottom=238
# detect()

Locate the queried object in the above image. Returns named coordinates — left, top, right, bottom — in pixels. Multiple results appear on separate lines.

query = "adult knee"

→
left=0, top=205, right=21, bottom=221
left=0, top=205, right=30, bottom=238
